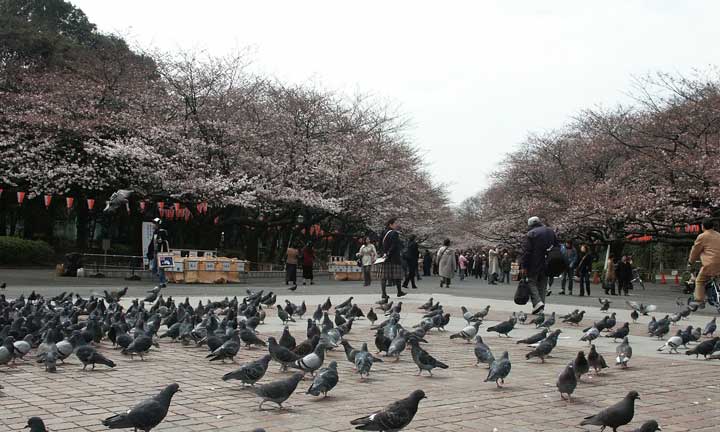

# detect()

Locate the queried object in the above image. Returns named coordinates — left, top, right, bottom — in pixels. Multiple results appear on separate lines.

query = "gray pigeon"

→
left=355, top=342, right=383, bottom=379
left=581, top=326, right=600, bottom=346
left=539, top=312, right=556, bottom=328
left=25, top=417, right=48, bottom=432
left=409, top=338, right=448, bottom=376
left=449, top=321, right=481, bottom=343
left=306, top=360, right=339, bottom=398
left=605, top=322, right=630, bottom=342
left=387, top=330, right=409, bottom=361
left=572, top=350, right=589, bottom=379
left=486, top=317, right=516, bottom=337
left=580, top=390, right=639, bottom=431
left=526, top=329, right=562, bottom=363
left=102, top=383, right=180, bottom=431
left=686, top=336, right=720, bottom=358
left=279, top=326, right=296, bottom=350
left=252, top=372, right=304, bottom=410
left=616, top=337, right=633, bottom=368
left=473, top=336, right=495, bottom=367
left=222, top=354, right=271, bottom=387
left=207, top=329, right=241, bottom=362
left=629, top=420, right=662, bottom=432
left=290, top=342, right=326, bottom=376
left=76, top=338, right=116, bottom=371
left=341, top=340, right=358, bottom=364
left=484, top=351, right=511, bottom=387
left=267, top=336, right=301, bottom=371
left=350, top=389, right=426, bottom=431
left=588, top=344, right=608, bottom=374
left=0, top=336, right=16, bottom=366
left=556, top=362, right=577, bottom=401
left=703, top=317, right=716, bottom=336
left=276, top=305, right=295, bottom=324
left=516, top=328, right=548, bottom=345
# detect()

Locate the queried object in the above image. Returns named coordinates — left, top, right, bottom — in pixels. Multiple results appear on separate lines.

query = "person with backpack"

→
left=519, top=216, right=560, bottom=314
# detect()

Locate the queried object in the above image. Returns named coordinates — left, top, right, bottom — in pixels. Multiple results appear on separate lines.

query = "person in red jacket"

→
left=301, top=242, right=315, bottom=285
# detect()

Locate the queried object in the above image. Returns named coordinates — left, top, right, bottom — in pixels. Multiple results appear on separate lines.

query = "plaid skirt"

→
left=375, top=262, right=404, bottom=280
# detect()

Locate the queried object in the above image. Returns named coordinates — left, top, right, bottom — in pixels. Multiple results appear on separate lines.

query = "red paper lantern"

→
left=17, top=191, right=26, bottom=204
left=66, top=197, right=74, bottom=209
left=87, top=198, right=95, bottom=210
left=44, top=195, right=52, bottom=208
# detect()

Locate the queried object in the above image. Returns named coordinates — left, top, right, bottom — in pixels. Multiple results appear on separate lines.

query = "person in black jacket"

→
left=377, top=218, right=407, bottom=299
left=422, top=249, right=432, bottom=277
left=520, top=216, right=558, bottom=314
left=575, top=244, right=594, bottom=297
left=146, top=217, right=169, bottom=287
left=402, top=235, right=419, bottom=289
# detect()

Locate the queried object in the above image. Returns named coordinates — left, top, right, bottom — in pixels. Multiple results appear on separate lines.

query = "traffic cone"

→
left=660, top=273, right=666, bottom=284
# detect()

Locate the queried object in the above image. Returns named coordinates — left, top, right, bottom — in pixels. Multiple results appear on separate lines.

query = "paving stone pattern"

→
left=1, top=299, right=719, bottom=431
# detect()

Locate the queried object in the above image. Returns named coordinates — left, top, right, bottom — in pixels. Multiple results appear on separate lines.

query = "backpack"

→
left=545, top=244, right=567, bottom=277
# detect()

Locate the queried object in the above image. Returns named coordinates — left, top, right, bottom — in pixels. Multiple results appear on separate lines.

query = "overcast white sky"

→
left=71, top=1, right=719, bottom=203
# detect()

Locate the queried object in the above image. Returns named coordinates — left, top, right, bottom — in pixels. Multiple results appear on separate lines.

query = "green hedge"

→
left=0, top=236, right=55, bottom=265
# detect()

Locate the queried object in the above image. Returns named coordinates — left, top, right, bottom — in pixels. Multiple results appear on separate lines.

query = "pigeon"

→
left=267, top=336, right=301, bottom=371
left=279, top=326, right=296, bottom=351
left=605, top=322, right=630, bottom=342
left=604, top=313, right=617, bottom=332
left=374, top=328, right=392, bottom=355
left=516, top=328, right=548, bottom=345
left=367, top=308, right=378, bottom=325
left=573, top=350, right=589, bottom=379
left=526, top=329, right=561, bottom=363
left=529, top=312, right=545, bottom=327
left=307, top=319, right=321, bottom=339
left=293, top=335, right=319, bottom=357
left=276, top=305, right=295, bottom=324
left=355, top=342, right=382, bottom=379
left=306, top=360, right=339, bottom=398
left=616, top=337, right=633, bottom=368
left=222, top=354, right=271, bottom=387
left=207, top=330, right=241, bottom=362
left=629, top=420, right=662, bottom=432
left=651, top=322, right=670, bottom=340
left=484, top=351, right=511, bottom=387
left=626, top=301, right=656, bottom=315
left=580, top=390, right=639, bottom=431
left=449, top=322, right=481, bottom=343
left=122, top=333, right=155, bottom=361
left=350, top=389, right=426, bottom=431
left=387, top=331, right=409, bottom=361
left=473, top=336, right=495, bottom=367
left=588, top=344, right=608, bottom=374
left=686, top=337, right=720, bottom=358
left=580, top=327, right=600, bottom=346
left=76, top=342, right=116, bottom=370
left=539, top=312, right=556, bottom=328
left=409, top=338, right=448, bottom=376
left=419, top=297, right=433, bottom=310
left=703, top=317, right=717, bottom=337
left=562, top=310, right=585, bottom=326
left=322, top=297, right=332, bottom=311
left=341, top=340, right=359, bottom=364
left=102, top=383, right=180, bottom=431
left=24, top=417, right=48, bottom=432
left=461, top=305, right=489, bottom=323
left=290, top=342, right=327, bottom=376
left=0, top=336, right=16, bottom=366
left=599, top=297, right=611, bottom=311
left=647, top=316, right=659, bottom=334
left=240, top=324, right=267, bottom=348
left=516, top=311, right=528, bottom=324
left=312, top=304, right=323, bottom=323
left=631, top=309, right=639, bottom=323
left=252, top=372, right=304, bottom=410
left=657, top=330, right=683, bottom=354
left=335, top=311, right=347, bottom=327
left=556, top=362, right=577, bottom=401
left=487, top=317, right=516, bottom=337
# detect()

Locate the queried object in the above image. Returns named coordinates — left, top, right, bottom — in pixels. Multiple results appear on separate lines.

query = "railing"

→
left=81, top=253, right=145, bottom=273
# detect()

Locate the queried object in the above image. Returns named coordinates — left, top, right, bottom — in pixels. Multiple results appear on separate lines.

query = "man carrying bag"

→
left=519, top=216, right=559, bottom=314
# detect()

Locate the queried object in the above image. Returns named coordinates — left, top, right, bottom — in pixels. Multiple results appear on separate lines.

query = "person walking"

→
left=616, top=255, right=632, bottom=296
left=458, top=252, right=468, bottom=281
left=357, top=237, right=377, bottom=287
left=575, top=244, right=593, bottom=297
left=377, top=218, right=407, bottom=299
left=500, top=252, right=512, bottom=284
left=559, top=240, right=577, bottom=295
left=285, top=243, right=300, bottom=291
left=402, top=235, right=420, bottom=289
left=487, top=247, right=499, bottom=284
left=437, top=238, right=456, bottom=288
left=146, top=217, right=169, bottom=287
left=301, top=242, right=315, bottom=285
left=422, top=249, right=432, bottom=277
left=688, top=219, right=720, bottom=306
left=604, top=254, right=617, bottom=295
left=519, top=216, right=558, bottom=315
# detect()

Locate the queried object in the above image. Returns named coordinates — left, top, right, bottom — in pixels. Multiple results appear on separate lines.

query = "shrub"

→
left=0, top=236, right=55, bottom=265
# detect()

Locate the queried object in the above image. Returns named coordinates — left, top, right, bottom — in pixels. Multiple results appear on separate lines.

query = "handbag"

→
left=514, top=278, right=530, bottom=305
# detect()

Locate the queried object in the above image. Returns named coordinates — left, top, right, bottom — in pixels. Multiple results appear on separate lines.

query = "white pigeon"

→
left=657, top=330, right=683, bottom=354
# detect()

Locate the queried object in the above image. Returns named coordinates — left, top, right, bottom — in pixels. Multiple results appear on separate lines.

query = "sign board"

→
left=205, top=261, right=216, bottom=271
left=141, top=222, right=154, bottom=266
left=222, top=262, right=231, bottom=271
left=187, top=261, right=198, bottom=271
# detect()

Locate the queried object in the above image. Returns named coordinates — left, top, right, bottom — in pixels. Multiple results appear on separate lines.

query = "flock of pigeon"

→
left=0, top=282, right=716, bottom=431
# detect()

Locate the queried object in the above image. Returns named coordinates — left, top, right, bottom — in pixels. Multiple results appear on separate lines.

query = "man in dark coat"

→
left=423, top=249, right=433, bottom=277
left=147, top=217, right=169, bottom=287
left=402, top=235, right=420, bottom=289
left=378, top=218, right=407, bottom=299
left=520, top=216, right=558, bottom=314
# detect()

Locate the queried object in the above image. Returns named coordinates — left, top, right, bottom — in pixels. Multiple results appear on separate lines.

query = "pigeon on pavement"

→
left=573, top=350, right=589, bottom=379
left=484, top=351, right=511, bottom=387
left=526, top=329, right=561, bottom=363
left=629, top=420, right=662, bottom=432
left=449, top=322, right=481, bottom=343
left=616, top=337, right=633, bottom=368
left=581, top=326, right=600, bottom=346
left=487, top=317, right=516, bottom=337
left=516, top=328, right=548, bottom=345
left=580, top=390, right=639, bottom=431
left=562, top=310, right=585, bottom=326
left=222, top=354, right=271, bottom=387
left=409, top=338, right=448, bottom=376
left=473, top=336, right=495, bottom=367
left=703, top=317, right=717, bottom=337
left=631, top=309, right=639, bottom=323
left=102, top=383, right=180, bottom=431
left=290, top=342, right=327, bottom=376
left=207, top=329, right=241, bottom=362
left=657, top=330, right=683, bottom=354
left=276, top=305, right=295, bottom=324
left=279, top=326, right=296, bottom=351
left=307, top=360, right=339, bottom=398
left=367, top=308, right=378, bottom=325
left=350, top=389, right=426, bottom=431
left=25, top=417, right=48, bottom=432
left=539, top=312, right=556, bottom=328
left=557, top=362, right=577, bottom=401
left=267, top=336, right=301, bottom=371
left=627, top=301, right=657, bottom=315
left=686, top=337, right=720, bottom=358
left=252, top=372, right=304, bottom=410
left=355, top=342, right=383, bottom=379
left=75, top=337, right=116, bottom=371
left=588, top=344, right=608, bottom=374
left=605, top=322, right=630, bottom=342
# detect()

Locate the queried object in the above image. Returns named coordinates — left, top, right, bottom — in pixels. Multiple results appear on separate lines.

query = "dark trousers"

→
left=381, top=279, right=402, bottom=297
left=500, top=271, right=511, bottom=283
left=561, top=270, right=574, bottom=293
left=362, top=265, right=372, bottom=286
left=423, top=262, right=431, bottom=276
left=579, top=271, right=591, bottom=296
left=286, top=263, right=297, bottom=284
left=527, top=272, right=548, bottom=306
left=403, top=263, right=417, bottom=288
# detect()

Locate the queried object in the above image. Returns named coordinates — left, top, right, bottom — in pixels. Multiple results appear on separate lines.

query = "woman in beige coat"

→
left=437, top=238, right=456, bottom=288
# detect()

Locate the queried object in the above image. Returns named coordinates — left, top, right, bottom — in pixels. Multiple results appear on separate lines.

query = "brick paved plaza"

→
left=1, top=276, right=718, bottom=431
